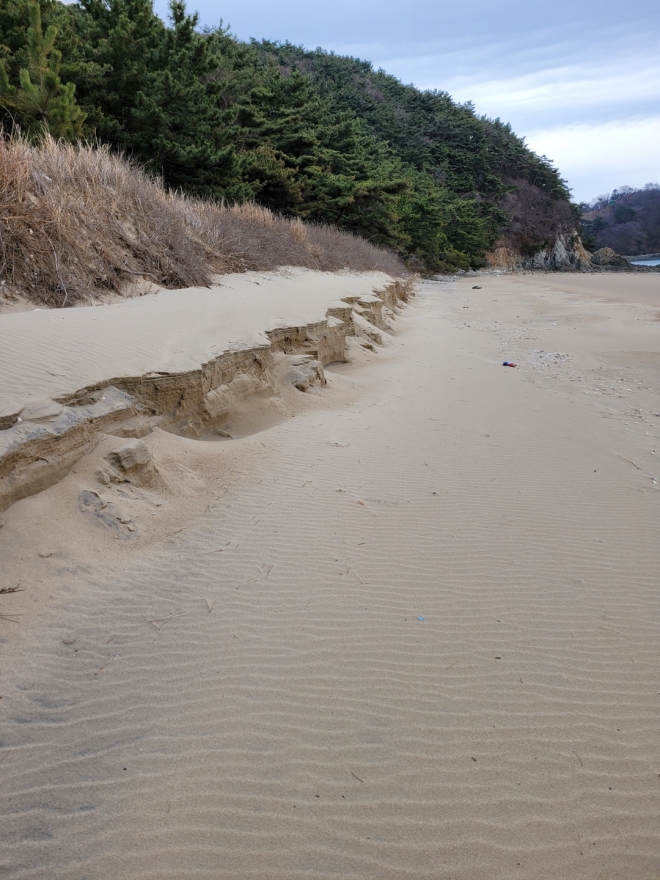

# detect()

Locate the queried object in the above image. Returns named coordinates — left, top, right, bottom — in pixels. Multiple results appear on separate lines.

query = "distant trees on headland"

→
left=580, top=185, right=660, bottom=256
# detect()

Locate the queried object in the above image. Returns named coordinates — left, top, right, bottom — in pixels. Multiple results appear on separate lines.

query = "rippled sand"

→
left=1, top=272, right=659, bottom=879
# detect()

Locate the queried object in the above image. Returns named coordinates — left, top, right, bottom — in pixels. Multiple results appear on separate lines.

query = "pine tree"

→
left=0, top=0, right=85, bottom=139
left=70, top=0, right=250, bottom=199
left=238, top=69, right=409, bottom=244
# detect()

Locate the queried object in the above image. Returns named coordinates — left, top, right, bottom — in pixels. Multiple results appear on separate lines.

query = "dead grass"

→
left=0, top=136, right=406, bottom=307
left=486, top=244, right=520, bottom=270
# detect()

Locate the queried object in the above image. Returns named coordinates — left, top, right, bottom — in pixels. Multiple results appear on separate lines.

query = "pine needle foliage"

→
left=0, top=0, right=85, bottom=139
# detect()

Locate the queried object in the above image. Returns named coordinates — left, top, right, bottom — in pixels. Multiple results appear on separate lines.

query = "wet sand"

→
left=1, top=272, right=659, bottom=879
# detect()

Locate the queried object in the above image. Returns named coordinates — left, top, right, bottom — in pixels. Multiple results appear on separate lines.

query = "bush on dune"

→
left=0, top=136, right=406, bottom=307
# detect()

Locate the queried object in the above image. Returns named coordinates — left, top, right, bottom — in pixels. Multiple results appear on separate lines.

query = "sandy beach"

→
left=1, top=270, right=659, bottom=879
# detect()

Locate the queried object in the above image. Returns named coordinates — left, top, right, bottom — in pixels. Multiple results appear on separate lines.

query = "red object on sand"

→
left=502, top=361, right=516, bottom=367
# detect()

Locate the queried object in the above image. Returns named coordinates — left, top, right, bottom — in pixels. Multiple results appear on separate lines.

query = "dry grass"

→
left=486, top=244, right=520, bottom=270
left=0, top=137, right=406, bottom=307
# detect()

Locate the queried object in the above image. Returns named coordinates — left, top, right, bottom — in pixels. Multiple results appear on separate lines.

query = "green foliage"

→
left=613, top=204, right=635, bottom=225
left=67, top=0, right=253, bottom=198
left=238, top=71, right=409, bottom=244
left=255, top=42, right=574, bottom=268
left=0, top=0, right=85, bottom=139
left=0, top=0, right=577, bottom=271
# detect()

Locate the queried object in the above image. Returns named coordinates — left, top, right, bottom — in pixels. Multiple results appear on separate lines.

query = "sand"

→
left=0, top=268, right=395, bottom=419
left=1, top=270, right=659, bottom=879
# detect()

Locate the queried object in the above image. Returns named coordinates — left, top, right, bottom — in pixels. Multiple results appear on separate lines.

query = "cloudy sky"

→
left=153, top=0, right=659, bottom=203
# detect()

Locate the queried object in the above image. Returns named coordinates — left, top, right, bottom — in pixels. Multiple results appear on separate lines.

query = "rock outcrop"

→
left=486, top=231, right=660, bottom=273
left=521, top=232, right=593, bottom=272
left=97, top=439, right=161, bottom=488
left=590, top=247, right=631, bottom=269
left=285, top=356, right=326, bottom=392
left=487, top=232, right=591, bottom=272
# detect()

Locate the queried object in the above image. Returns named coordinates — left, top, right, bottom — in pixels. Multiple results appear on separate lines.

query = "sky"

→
left=152, top=0, right=660, bottom=203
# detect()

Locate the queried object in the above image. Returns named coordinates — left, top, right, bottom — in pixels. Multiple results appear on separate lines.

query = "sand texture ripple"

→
left=1, top=273, right=659, bottom=879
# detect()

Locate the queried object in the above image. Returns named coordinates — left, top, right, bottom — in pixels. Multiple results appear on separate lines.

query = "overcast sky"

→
left=153, top=0, right=659, bottom=202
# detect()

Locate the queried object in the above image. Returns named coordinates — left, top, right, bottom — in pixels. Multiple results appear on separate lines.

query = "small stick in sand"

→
left=145, top=610, right=184, bottom=630
left=0, top=584, right=23, bottom=594
left=351, top=771, right=365, bottom=783
left=162, top=528, right=188, bottom=539
left=94, top=657, right=114, bottom=675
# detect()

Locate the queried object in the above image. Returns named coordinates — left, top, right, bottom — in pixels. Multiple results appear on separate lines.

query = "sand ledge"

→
left=0, top=272, right=414, bottom=514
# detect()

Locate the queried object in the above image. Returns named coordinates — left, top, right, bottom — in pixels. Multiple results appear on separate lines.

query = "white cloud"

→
left=321, top=17, right=658, bottom=87
left=441, top=57, right=660, bottom=128
left=524, top=117, right=660, bottom=202
left=346, top=33, right=660, bottom=198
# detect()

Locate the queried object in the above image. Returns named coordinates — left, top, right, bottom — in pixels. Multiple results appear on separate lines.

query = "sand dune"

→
left=0, top=271, right=659, bottom=879
left=0, top=270, right=407, bottom=514
left=0, top=269, right=396, bottom=418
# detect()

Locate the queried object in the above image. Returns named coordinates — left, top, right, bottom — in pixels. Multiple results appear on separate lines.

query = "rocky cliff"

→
left=486, top=232, right=658, bottom=273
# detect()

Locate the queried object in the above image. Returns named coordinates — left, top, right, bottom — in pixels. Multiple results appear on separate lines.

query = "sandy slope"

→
left=0, top=268, right=393, bottom=418
left=1, top=272, right=659, bottom=879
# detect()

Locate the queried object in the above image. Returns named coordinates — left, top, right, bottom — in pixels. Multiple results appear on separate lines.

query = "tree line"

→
left=1, top=0, right=577, bottom=272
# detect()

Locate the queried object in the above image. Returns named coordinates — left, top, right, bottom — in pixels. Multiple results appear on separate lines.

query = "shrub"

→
left=0, top=136, right=406, bottom=307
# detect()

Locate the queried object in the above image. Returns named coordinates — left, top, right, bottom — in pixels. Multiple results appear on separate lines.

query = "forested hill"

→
left=0, top=0, right=577, bottom=272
